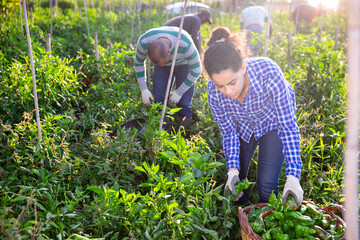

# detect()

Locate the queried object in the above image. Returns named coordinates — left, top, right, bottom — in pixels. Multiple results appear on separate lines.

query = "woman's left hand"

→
left=282, top=175, right=304, bottom=207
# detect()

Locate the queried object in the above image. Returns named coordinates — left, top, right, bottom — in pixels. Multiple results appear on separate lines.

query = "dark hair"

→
left=206, top=27, right=231, bottom=47
left=148, top=40, right=169, bottom=64
left=203, top=27, right=249, bottom=77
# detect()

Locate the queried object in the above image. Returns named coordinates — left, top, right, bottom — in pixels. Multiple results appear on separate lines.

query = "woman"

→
left=203, top=27, right=303, bottom=205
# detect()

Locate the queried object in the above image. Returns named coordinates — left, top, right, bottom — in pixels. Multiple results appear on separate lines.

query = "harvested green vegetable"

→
left=247, top=193, right=346, bottom=240
left=225, top=179, right=250, bottom=201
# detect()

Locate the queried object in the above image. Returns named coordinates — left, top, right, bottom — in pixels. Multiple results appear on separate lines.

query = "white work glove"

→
left=224, top=169, right=244, bottom=201
left=282, top=175, right=304, bottom=207
left=141, top=89, right=154, bottom=106
left=169, top=91, right=182, bottom=104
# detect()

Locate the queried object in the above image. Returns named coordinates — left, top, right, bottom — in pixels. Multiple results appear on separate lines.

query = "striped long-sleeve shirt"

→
left=207, top=57, right=302, bottom=179
left=134, top=26, right=202, bottom=96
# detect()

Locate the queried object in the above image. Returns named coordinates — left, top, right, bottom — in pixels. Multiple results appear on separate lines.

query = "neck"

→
left=236, top=72, right=249, bottom=104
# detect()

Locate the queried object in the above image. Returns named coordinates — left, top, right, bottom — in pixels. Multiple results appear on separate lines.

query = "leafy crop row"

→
left=0, top=5, right=347, bottom=239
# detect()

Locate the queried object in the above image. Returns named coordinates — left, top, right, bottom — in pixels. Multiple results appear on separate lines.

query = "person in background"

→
left=164, top=9, right=213, bottom=54
left=140, top=3, right=149, bottom=12
left=203, top=27, right=304, bottom=206
left=134, top=26, right=202, bottom=131
left=292, top=4, right=320, bottom=33
left=240, top=2, right=272, bottom=56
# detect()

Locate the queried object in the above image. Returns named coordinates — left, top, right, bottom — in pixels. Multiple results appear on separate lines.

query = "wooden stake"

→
left=14, top=5, right=17, bottom=34
left=344, top=0, right=360, bottom=239
left=146, top=56, right=151, bottom=94
left=22, top=0, right=42, bottom=144
left=50, top=0, right=53, bottom=34
left=46, top=32, right=51, bottom=53
left=318, top=4, right=323, bottom=43
left=30, top=7, right=33, bottom=22
left=287, top=30, right=292, bottom=66
left=125, top=0, right=127, bottom=22
left=94, top=32, right=99, bottom=69
left=83, top=0, right=90, bottom=38
left=294, top=3, right=299, bottom=34
left=19, top=0, right=24, bottom=35
left=334, top=25, right=339, bottom=51
left=137, top=0, right=141, bottom=33
left=107, top=0, right=114, bottom=33
left=165, top=0, right=168, bottom=21
left=288, top=0, right=292, bottom=21
left=236, top=0, right=239, bottom=26
left=264, top=0, right=273, bottom=57
left=119, top=1, right=122, bottom=18
left=130, top=1, right=136, bottom=44
left=148, top=0, right=152, bottom=22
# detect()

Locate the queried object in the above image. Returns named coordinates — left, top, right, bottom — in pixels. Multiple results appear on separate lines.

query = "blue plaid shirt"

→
left=207, top=57, right=302, bottom=179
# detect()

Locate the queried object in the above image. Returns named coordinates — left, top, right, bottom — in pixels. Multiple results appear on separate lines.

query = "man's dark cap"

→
left=201, top=9, right=213, bottom=24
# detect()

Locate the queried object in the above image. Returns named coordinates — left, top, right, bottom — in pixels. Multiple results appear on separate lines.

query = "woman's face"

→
left=211, top=68, right=247, bottom=100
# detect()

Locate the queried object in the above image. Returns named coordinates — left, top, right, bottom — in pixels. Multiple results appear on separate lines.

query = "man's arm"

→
left=134, top=37, right=149, bottom=91
left=173, top=42, right=202, bottom=96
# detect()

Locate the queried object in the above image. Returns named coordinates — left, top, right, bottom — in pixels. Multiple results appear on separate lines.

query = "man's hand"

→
left=169, top=91, right=182, bottom=104
left=224, top=169, right=240, bottom=196
left=141, top=89, right=154, bottom=106
left=282, top=175, right=304, bottom=207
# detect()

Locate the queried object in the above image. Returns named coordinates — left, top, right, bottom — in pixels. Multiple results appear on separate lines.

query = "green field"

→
left=0, top=1, right=348, bottom=239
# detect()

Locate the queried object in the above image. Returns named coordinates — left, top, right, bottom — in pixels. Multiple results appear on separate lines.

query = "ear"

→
left=241, top=64, right=246, bottom=72
left=168, top=48, right=171, bottom=56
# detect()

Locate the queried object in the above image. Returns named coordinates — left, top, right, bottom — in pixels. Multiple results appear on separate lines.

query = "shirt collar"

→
left=246, top=59, right=263, bottom=94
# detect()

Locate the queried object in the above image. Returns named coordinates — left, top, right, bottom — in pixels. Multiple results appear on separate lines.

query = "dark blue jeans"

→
left=245, top=24, right=263, bottom=56
left=153, top=64, right=194, bottom=118
left=234, top=129, right=285, bottom=204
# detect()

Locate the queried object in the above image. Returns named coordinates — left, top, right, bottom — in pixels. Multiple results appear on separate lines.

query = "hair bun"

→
left=206, top=27, right=231, bottom=46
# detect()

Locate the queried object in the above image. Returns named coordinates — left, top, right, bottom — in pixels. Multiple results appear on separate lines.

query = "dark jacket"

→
left=164, top=14, right=202, bottom=53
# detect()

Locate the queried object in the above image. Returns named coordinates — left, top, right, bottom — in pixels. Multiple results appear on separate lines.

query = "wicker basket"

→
left=238, top=203, right=347, bottom=240
left=238, top=203, right=267, bottom=240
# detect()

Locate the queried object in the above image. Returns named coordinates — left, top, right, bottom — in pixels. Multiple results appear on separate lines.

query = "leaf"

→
left=200, top=153, right=211, bottom=162
left=159, top=151, right=176, bottom=159
left=49, top=221, right=60, bottom=229
left=190, top=223, right=219, bottom=240
left=169, top=159, right=187, bottom=165
left=207, top=162, right=224, bottom=169
left=86, top=185, right=103, bottom=196
left=139, top=183, right=156, bottom=187
left=129, top=203, right=143, bottom=217
left=192, top=167, right=203, bottom=178
left=19, top=167, right=33, bottom=175
left=52, top=115, right=63, bottom=120
left=151, top=162, right=159, bottom=174
left=134, top=166, right=146, bottom=173
left=167, top=141, right=178, bottom=151
left=168, top=201, right=179, bottom=210
left=178, top=173, right=194, bottom=183
left=145, top=230, right=153, bottom=240
left=64, top=213, right=77, bottom=218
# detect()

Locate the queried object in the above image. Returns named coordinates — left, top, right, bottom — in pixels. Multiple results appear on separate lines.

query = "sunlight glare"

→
left=307, top=0, right=339, bottom=9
